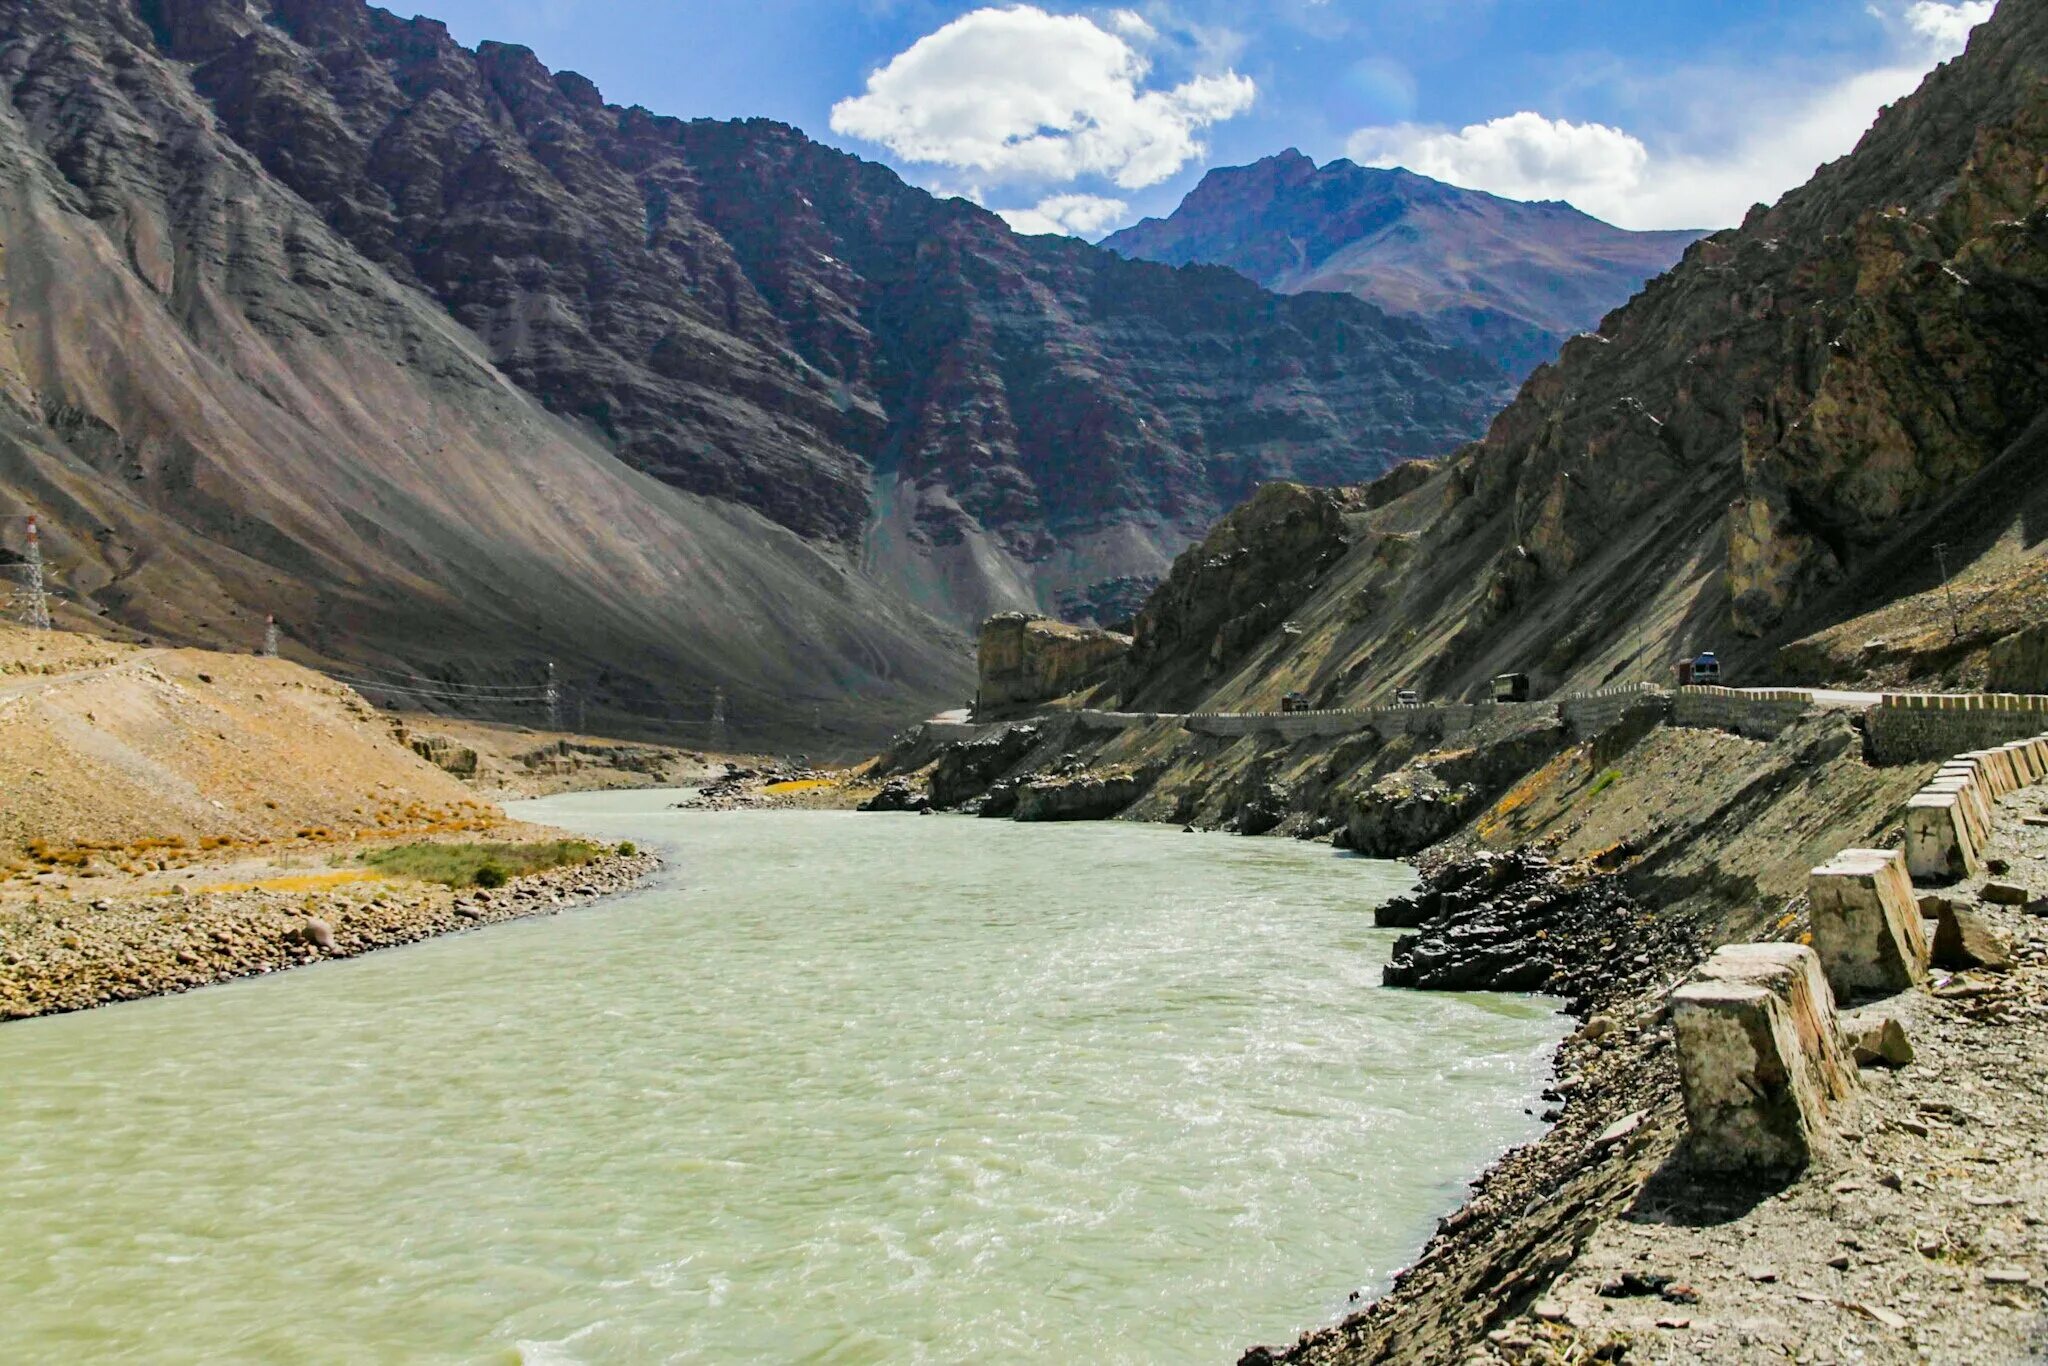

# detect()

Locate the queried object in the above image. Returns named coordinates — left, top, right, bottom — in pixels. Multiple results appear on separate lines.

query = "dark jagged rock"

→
left=858, top=779, right=930, bottom=814
left=927, top=725, right=1041, bottom=809
left=1106, top=150, right=1702, bottom=378
left=1381, top=850, right=1702, bottom=1007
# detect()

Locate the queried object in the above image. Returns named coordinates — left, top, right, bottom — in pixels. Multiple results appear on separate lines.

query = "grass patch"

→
left=1587, top=769, right=1622, bottom=798
left=362, top=839, right=604, bottom=889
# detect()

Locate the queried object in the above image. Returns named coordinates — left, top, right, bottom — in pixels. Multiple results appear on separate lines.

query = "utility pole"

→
left=261, top=613, right=280, bottom=658
left=22, top=515, right=50, bottom=631
left=545, top=661, right=561, bottom=731
left=1932, top=543, right=1961, bottom=641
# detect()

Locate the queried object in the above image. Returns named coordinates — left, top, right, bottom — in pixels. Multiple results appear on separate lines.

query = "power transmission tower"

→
left=21, top=515, right=50, bottom=631
left=545, top=661, right=561, bottom=730
left=1933, top=543, right=1962, bottom=641
left=261, top=613, right=280, bottom=658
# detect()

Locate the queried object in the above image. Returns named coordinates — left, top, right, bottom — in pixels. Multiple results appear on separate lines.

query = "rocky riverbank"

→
left=0, top=848, right=658, bottom=1023
left=1246, top=782, right=2048, bottom=1365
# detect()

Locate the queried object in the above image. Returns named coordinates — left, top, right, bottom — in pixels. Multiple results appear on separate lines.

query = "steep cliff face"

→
left=0, top=0, right=969, bottom=746
left=975, top=614, right=1130, bottom=714
left=102, top=0, right=1505, bottom=627
left=1115, top=0, right=2048, bottom=711
left=1104, top=152, right=1702, bottom=379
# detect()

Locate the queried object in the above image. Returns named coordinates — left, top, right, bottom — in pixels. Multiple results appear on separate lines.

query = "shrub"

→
left=617, top=841, right=638, bottom=857
left=1587, top=769, right=1622, bottom=798
left=362, top=839, right=602, bottom=889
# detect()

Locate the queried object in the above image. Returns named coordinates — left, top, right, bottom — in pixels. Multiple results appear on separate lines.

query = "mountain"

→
left=0, top=0, right=1508, bottom=729
left=1115, top=0, right=2048, bottom=714
left=1104, top=152, right=1704, bottom=379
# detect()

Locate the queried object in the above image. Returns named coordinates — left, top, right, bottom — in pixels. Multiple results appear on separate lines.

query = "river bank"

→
left=1252, top=781, right=2048, bottom=1364
left=0, top=845, right=659, bottom=1022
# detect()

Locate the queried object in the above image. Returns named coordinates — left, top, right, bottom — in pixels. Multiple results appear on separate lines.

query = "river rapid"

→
left=0, top=791, right=1564, bottom=1363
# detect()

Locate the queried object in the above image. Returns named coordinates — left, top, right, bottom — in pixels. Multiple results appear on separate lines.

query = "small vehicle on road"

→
left=1396, top=689, right=1421, bottom=708
left=1280, top=691, right=1313, bottom=714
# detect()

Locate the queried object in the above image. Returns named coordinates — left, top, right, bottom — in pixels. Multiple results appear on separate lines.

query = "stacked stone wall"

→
left=1671, top=686, right=1816, bottom=740
left=1864, top=693, right=2048, bottom=763
left=1559, top=684, right=1668, bottom=736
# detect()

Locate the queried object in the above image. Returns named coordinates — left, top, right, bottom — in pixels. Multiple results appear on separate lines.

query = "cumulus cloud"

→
left=996, top=193, right=1132, bottom=237
left=1903, top=0, right=1994, bottom=49
left=830, top=5, right=1255, bottom=190
left=1346, top=0, right=1991, bottom=230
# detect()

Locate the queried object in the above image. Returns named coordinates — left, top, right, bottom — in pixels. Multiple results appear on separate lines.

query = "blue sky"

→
left=413, top=0, right=1994, bottom=234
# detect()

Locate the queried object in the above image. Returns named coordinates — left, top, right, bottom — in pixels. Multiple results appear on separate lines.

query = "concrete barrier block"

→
left=1808, top=848, right=1930, bottom=1001
left=1674, top=943, right=1857, bottom=1173
left=1964, top=749, right=2017, bottom=797
left=1904, top=792, right=1981, bottom=883
left=1922, top=775, right=1991, bottom=853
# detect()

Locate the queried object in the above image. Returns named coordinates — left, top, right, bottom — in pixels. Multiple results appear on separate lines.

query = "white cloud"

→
left=1349, top=113, right=1648, bottom=212
left=997, top=193, right=1132, bottom=237
left=1345, top=0, right=1991, bottom=230
left=1903, top=0, right=1993, bottom=50
left=829, top=5, right=1255, bottom=190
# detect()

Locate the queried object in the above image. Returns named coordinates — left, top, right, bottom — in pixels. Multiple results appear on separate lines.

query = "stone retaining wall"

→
left=1672, top=686, right=1817, bottom=740
left=1559, top=683, right=1668, bottom=736
left=1182, top=700, right=1553, bottom=742
left=1864, top=693, right=2048, bottom=763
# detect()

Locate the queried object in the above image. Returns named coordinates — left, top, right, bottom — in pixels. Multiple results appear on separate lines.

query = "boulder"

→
left=1012, top=769, right=1149, bottom=823
left=859, top=780, right=931, bottom=814
left=1807, top=848, right=1929, bottom=1001
left=1839, top=1008, right=1915, bottom=1067
left=1673, top=944, right=1858, bottom=1173
left=1982, top=881, right=2033, bottom=906
left=1933, top=901, right=2013, bottom=971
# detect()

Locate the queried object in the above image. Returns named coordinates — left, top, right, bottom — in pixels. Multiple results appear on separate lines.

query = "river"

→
left=0, top=791, right=1564, bottom=1363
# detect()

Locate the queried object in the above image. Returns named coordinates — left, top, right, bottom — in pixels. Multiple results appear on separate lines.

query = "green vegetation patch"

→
left=1587, top=769, right=1623, bottom=798
left=363, top=839, right=604, bottom=889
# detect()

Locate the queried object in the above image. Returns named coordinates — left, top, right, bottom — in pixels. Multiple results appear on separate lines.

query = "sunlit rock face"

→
left=976, top=614, right=1131, bottom=713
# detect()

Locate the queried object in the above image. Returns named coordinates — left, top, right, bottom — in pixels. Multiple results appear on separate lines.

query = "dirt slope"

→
left=0, top=622, right=486, bottom=855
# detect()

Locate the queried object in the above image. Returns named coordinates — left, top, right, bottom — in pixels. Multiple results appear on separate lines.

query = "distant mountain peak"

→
left=1106, top=157, right=1703, bottom=377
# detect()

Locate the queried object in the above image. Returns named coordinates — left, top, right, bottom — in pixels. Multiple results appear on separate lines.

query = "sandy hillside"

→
left=0, top=623, right=493, bottom=861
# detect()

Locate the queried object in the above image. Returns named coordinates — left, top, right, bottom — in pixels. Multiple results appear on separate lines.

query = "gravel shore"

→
left=0, top=850, right=660, bottom=1022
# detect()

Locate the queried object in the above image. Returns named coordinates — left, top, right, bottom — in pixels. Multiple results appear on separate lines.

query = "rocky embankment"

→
left=0, top=849, right=657, bottom=1022
left=1377, top=850, right=1704, bottom=1006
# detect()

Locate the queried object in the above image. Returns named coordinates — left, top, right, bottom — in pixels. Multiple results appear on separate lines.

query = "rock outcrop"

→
left=976, top=617, right=1129, bottom=714
left=1120, top=483, right=1360, bottom=712
left=1106, top=150, right=1702, bottom=378
left=1012, top=768, right=1152, bottom=823
left=1380, top=850, right=1701, bottom=1008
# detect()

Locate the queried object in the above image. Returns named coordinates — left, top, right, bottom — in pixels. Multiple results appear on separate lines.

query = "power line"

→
left=339, top=661, right=554, bottom=694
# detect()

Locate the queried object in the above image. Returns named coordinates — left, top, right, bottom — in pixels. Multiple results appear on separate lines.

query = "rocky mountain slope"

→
left=9, top=0, right=1507, bottom=653
left=1113, top=0, right=2047, bottom=715
left=1105, top=152, right=1701, bottom=379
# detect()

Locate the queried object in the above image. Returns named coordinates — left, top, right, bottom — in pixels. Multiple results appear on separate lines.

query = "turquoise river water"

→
left=0, top=791, right=1564, bottom=1363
